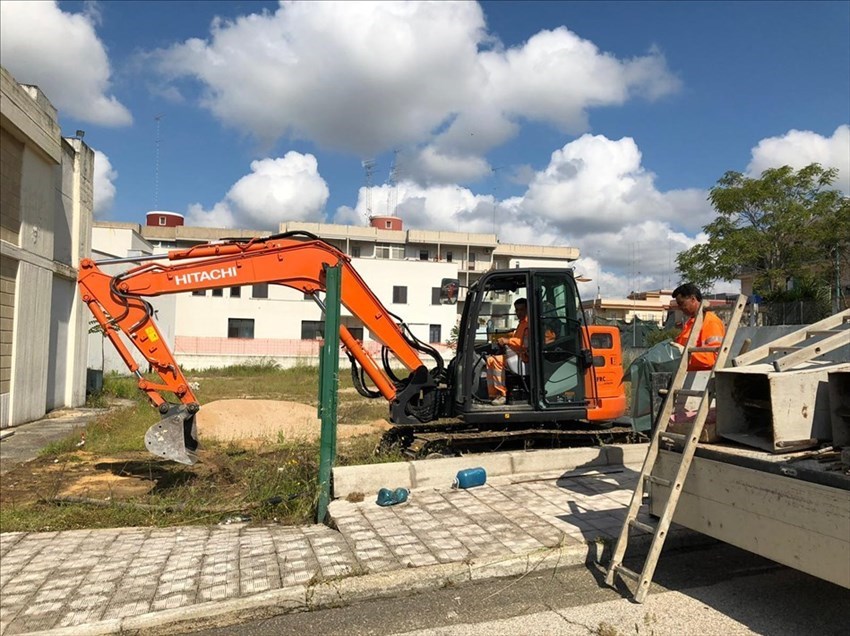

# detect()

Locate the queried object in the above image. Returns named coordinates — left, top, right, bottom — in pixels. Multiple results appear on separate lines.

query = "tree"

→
left=677, top=164, right=850, bottom=300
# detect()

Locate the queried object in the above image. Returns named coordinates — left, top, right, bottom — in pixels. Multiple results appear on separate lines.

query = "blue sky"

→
left=2, top=1, right=848, bottom=297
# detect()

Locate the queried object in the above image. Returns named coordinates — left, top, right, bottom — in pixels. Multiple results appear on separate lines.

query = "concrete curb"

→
left=332, top=443, right=650, bottom=499
left=21, top=525, right=713, bottom=636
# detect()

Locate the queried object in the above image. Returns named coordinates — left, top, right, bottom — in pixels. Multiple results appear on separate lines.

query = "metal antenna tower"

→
left=387, top=149, right=400, bottom=216
left=361, top=158, right=376, bottom=220
left=154, top=114, right=163, bottom=210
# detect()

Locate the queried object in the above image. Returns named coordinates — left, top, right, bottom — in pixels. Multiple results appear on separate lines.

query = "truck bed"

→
left=649, top=444, right=850, bottom=588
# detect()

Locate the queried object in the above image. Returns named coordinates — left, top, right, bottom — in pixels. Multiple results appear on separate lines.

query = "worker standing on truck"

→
left=486, top=298, right=529, bottom=405
left=672, top=283, right=725, bottom=371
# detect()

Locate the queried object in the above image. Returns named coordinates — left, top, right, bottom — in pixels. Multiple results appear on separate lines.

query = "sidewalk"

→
left=0, top=443, right=704, bottom=636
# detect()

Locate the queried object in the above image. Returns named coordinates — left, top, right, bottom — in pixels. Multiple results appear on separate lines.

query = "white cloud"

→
left=402, top=147, right=492, bottom=185
left=187, top=152, right=329, bottom=230
left=746, top=125, right=850, bottom=193
left=336, top=134, right=713, bottom=296
left=0, top=1, right=131, bottom=126
left=520, top=135, right=711, bottom=237
left=92, top=150, right=117, bottom=217
left=152, top=1, right=679, bottom=182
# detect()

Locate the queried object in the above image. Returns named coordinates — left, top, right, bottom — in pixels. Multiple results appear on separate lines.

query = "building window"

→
left=230, top=287, right=241, bottom=298
left=375, top=244, right=404, bottom=259
left=252, top=283, right=268, bottom=299
left=469, top=252, right=476, bottom=270
left=301, top=320, right=324, bottom=339
left=192, top=290, right=205, bottom=297
left=419, top=249, right=429, bottom=261
left=159, top=216, right=166, bottom=226
left=351, top=245, right=361, bottom=258
left=429, top=324, right=441, bottom=343
left=446, top=251, right=453, bottom=263
left=348, top=326, right=364, bottom=341
left=432, top=287, right=441, bottom=305
left=393, top=286, right=407, bottom=304
left=228, top=318, right=254, bottom=339
left=211, top=288, right=223, bottom=297
left=385, top=221, right=392, bottom=229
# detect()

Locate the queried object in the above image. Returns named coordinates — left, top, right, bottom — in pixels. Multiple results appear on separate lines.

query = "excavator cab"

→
left=448, top=269, right=625, bottom=426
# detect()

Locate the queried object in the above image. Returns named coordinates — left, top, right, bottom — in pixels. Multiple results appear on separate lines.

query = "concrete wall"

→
left=0, top=66, right=93, bottom=427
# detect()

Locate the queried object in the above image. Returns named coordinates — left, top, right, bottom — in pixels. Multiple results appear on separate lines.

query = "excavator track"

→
left=381, top=422, right=642, bottom=459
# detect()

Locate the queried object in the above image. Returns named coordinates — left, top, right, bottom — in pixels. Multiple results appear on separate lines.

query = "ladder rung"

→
left=770, top=346, right=800, bottom=353
left=807, top=329, right=842, bottom=337
left=645, top=475, right=672, bottom=487
left=629, top=518, right=656, bottom=534
left=659, top=431, right=686, bottom=443
left=615, top=564, right=641, bottom=582
left=675, top=389, right=705, bottom=398
left=688, top=346, right=720, bottom=353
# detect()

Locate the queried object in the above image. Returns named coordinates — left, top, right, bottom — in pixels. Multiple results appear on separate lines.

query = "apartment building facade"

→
left=91, top=215, right=579, bottom=371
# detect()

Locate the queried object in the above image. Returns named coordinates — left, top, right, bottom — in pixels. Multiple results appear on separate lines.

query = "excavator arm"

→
left=78, top=232, right=445, bottom=464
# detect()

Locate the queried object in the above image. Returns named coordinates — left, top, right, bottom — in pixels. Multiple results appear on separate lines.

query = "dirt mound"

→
left=195, top=399, right=387, bottom=443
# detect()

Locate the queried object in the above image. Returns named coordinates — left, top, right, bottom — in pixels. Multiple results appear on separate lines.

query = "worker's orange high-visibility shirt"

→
left=675, top=311, right=725, bottom=371
left=507, top=317, right=529, bottom=362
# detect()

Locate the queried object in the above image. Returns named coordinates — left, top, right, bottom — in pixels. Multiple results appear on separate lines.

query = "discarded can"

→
left=376, top=487, right=410, bottom=506
left=453, top=467, right=486, bottom=489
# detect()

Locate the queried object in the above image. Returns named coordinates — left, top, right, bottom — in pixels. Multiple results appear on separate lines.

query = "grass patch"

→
left=2, top=366, right=404, bottom=532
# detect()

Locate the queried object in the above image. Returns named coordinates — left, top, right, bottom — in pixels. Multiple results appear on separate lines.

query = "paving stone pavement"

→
left=0, top=467, right=656, bottom=635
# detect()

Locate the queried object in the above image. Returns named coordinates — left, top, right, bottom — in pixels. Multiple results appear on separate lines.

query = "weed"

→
left=595, top=622, right=620, bottom=636
left=2, top=366, right=408, bottom=532
left=39, top=436, right=84, bottom=458
left=336, top=399, right=388, bottom=425
left=337, top=435, right=405, bottom=466
left=85, top=392, right=109, bottom=408
left=187, top=358, right=282, bottom=377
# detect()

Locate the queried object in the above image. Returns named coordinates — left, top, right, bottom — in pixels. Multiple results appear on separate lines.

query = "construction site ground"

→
left=0, top=407, right=713, bottom=636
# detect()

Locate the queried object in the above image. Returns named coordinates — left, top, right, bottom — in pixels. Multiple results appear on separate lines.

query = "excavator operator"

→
left=486, top=298, right=529, bottom=405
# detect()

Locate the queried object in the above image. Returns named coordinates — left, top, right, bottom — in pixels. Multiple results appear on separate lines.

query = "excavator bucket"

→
left=144, top=404, right=199, bottom=465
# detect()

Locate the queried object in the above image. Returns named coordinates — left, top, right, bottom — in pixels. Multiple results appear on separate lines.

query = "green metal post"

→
left=317, top=264, right=341, bottom=523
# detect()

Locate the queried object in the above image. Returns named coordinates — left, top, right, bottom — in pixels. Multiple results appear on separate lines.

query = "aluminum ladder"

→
left=605, top=294, right=747, bottom=602
left=732, top=309, right=850, bottom=371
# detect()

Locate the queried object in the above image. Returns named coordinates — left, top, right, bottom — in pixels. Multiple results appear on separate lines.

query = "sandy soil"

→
left=195, top=399, right=390, bottom=443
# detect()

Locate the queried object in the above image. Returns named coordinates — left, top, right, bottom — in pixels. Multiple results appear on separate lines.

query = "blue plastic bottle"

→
left=453, top=467, right=486, bottom=489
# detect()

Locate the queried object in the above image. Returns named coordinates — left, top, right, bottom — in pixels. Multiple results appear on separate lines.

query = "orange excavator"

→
left=78, top=231, right=628, bottom=464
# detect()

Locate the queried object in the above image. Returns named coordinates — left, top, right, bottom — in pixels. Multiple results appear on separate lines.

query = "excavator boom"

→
left=78, top=232, right=444, bottom=464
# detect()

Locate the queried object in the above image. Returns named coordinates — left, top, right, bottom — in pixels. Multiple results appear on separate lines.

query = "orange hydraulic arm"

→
left=78, top=232, right=444, bottom=463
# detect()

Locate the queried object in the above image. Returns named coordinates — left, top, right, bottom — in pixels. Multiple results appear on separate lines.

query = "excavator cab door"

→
left=533, top=272, right=587, bottom=408
left=452, top=271, right=531, bottom=409
left=452, top=269, right=587, bottom=416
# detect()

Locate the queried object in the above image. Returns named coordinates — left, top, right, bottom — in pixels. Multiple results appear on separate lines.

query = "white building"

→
left=1, top=66, right=93, bottom=427
left=90, top=216, right=579, bottom=371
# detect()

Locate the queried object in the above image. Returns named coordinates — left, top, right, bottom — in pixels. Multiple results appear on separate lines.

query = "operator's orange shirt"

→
left=507, top=318, right=529, bottom=362
left=675, top=311, right=725, bottom=371
left=506, top=317, right=555, bottom=363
